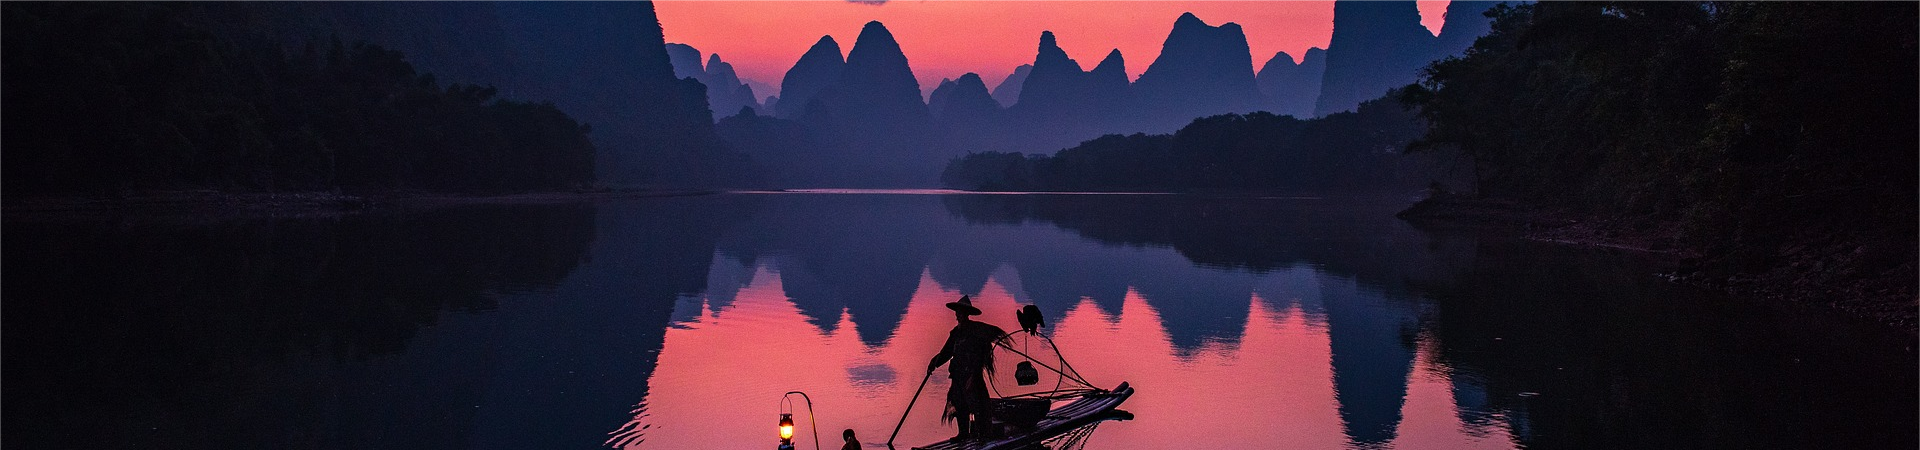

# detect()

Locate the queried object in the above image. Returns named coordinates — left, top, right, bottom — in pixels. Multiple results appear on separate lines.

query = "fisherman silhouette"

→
left=841, top=428, right=860, bottom=450
left=927, top=295, right=1008, bottom=440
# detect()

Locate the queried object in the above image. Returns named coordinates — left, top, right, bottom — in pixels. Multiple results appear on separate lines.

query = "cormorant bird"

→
left=1016, top=305, right=1044, bottom=334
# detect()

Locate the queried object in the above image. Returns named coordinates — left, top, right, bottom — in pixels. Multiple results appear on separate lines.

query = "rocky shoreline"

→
left=1398, top=196, right=1917, bottom=340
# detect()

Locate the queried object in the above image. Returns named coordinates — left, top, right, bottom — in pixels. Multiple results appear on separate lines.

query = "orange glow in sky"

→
left=656, top=1, right=1451, bottom=95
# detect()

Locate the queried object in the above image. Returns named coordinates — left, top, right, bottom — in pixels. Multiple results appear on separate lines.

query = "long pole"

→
left=886, top=369, right=935, bottom=448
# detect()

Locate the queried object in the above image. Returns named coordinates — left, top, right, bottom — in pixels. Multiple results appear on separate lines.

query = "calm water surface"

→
left=5, top=192, right=1912, bottom=449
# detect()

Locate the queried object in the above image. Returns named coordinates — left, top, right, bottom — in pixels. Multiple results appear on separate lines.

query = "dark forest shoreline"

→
left=1, top=190, right=715, bottom=220
left=1399, top=196, right=1918, bottom=341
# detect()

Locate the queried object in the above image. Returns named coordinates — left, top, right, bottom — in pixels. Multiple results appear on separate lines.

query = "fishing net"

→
left=987, top=330, right=1105, bottom=402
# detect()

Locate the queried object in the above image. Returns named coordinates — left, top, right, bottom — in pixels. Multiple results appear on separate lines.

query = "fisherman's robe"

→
left=931, top=320, right=1006, bottom=419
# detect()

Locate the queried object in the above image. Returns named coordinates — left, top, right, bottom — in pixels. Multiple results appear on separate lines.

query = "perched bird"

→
left=1013, top=304, right=1046, bottom=386
left=1016, top=304, right=1045, bottom=334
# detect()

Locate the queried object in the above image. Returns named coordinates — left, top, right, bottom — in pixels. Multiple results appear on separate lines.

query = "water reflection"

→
left=3, top=204, right=598, bottom=448
left=615, top=194, right=1525, bottom=449
left=4, top=193, right=1912, bottom=449
left=615, top=193, right=1914, bottom=449
left=622, top=257, right=1522, bottom=449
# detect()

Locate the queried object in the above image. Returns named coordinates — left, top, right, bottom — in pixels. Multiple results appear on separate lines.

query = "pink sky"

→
left=656, top=1, right=1450, bottom=96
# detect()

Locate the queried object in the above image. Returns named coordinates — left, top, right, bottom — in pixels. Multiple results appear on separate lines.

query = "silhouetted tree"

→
left=1399, top=2, right=1916, bottom=300
left=2, top=2, right=597, bottom=195
left=942, top=93, right=1440, bottom=193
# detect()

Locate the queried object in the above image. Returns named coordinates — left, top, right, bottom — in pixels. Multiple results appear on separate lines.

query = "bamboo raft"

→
left=911, top=382, right=1134, bottom=450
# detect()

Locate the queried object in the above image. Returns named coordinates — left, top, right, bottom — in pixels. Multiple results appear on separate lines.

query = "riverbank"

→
left=1398, top=196, right=1917, bottom=339
left=2, top=189, right=716, bottom=220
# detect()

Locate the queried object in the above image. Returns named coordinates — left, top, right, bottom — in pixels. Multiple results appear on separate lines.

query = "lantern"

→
left=777, top=391, right=815, bottom=450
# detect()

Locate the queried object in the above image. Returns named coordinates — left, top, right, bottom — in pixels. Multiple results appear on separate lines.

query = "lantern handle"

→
left=783, top=391, right=821, bottom=450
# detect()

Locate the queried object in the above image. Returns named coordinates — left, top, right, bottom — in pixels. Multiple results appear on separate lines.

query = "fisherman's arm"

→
left=927, top=333, right=956, bottom=372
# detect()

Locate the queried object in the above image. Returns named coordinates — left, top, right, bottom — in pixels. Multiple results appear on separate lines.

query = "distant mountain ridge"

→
left=490, top=2, right=745, bottom=187
left=1003, top=31, right=1130, bottom=152
left=1315, top=0, right=1503, bottom=116
left=812, top=21, right=930, bottom=135
left=1433, top=1, right=1502, bottom=61
left=1131, top=12, right=1264, bottom=131
left=719, top=3, right=1504, bottom=187
left=929, top=74, right=1001, bottom=125
left=1256, top=48, right=1326, bottom=119
left=991, top=64, right=1033, bottom=108
left=1314, top=1, right=1437, bottom=116
left=928, top=73, right=1008, bottom=165
left=666, top=43, right=765, bottom=119
left=754, top=21, right=942, bottom=187
left=775, top=36, right=846, bottom=121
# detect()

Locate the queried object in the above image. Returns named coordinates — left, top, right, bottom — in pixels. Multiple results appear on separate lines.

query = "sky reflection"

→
left=619, top=254, right=1520, bottom=449
left=9, top=194, right=1906, bottom=448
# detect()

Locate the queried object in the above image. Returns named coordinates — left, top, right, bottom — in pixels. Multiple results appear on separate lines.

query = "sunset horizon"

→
left=656, top=1, right=1452, bottom=95
left=5, top=2, right=1912, bottom=448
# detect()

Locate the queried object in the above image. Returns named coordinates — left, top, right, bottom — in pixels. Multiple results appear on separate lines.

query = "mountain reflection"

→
left=621, top=258, right=1518, bottom=449
left=10, top=193, right=1909, bottom=449
left=620, top=193, right=1519, bottom=449
left=712, top=194, right=1456, bottom=353
left=615, top=192, right=1913, bottom=449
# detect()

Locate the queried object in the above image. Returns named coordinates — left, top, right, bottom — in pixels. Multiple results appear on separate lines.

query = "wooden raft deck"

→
left=912, top=382, right=1134, bottom=450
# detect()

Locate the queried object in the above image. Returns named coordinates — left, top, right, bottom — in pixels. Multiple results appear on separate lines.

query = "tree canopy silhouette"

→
left=1400, top=2, right=1916, bottom=309
left=941, top=94, right=1443, bottom=193
left=3, top=3, right=596, bottom=195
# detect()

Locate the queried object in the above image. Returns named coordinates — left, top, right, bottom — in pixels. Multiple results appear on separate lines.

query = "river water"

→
left=4, top=191, right=1912, bottom=449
